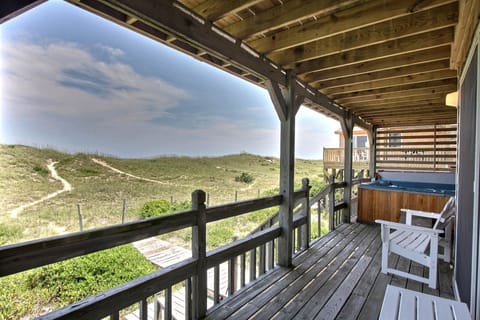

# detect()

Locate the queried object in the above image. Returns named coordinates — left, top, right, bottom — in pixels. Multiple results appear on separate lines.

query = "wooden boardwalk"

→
left=206, top=223, right=454, bottom=320
left=127, top=238, right=231, bottom=320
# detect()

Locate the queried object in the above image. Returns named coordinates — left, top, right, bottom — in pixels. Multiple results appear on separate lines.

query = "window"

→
left=353, top=135, right=368, bottom=148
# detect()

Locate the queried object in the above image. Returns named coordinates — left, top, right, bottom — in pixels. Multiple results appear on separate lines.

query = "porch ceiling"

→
left=60, top=1, right=470, bottom=127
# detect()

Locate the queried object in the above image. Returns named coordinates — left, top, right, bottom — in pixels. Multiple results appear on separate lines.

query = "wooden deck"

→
left=205, top=223, right=454, bottom=320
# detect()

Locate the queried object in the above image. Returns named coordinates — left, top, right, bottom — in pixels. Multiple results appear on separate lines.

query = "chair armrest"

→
left=375, top=219, right=444, bottom=235
left=400, top=209, right=441, bottom=225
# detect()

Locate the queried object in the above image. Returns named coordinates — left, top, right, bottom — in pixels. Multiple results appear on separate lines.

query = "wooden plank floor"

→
left=206, top=223, right=454, bottom=320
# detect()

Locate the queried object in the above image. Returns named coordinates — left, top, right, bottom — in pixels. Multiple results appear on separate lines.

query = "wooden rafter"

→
left=294, top=28, right=454, bottom=74
left=267, top=3, right=458, bottom=66
left=192, top=0, right=263, bottom=21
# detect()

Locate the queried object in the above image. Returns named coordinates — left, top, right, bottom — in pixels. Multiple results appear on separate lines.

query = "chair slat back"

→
left=433, top=197, right=455, bottom=230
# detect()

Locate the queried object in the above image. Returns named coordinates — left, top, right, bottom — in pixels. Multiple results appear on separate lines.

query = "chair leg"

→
left=429, top=236, right=439, bottom=289
left=381, top=242, right=389, bottom=274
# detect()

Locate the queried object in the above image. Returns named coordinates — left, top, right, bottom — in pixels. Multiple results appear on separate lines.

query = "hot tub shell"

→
left=358, top=180, right=454, bottom=223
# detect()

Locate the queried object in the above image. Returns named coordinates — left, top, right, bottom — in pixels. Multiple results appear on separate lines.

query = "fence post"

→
left=235, top=190, right=238, bottom=202
left=191, top=190, right=207, bottom=319
left=328, top=175, right=335, bottom=231
left=77, top=203, right=83, bottom=232
left=300, top=178, right=310, bottom=249
left=121, top=199, right=126, bottom=224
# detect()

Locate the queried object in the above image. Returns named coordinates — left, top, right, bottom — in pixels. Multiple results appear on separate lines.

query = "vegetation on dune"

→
left=0, top=245, right=156, bottom=319
left=0, top=144, right=326, bottom=319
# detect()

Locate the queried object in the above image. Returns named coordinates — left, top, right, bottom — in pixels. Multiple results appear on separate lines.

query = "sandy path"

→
left=91, top=158, right=170, bottom=185
left=9, top=160, right=72, bottom=217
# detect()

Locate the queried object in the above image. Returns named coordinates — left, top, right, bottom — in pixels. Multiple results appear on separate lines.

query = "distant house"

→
left=323, top=127, right=370, bottom=181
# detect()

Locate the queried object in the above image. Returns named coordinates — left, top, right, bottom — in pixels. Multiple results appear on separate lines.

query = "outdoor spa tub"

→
left=357, top=180, right=455, bottom=223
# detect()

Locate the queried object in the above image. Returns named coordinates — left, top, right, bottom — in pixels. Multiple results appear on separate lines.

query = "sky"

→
left=0, top=0, right=339, bottom=159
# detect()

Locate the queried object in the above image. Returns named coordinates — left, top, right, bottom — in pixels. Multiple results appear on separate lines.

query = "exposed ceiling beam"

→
left=330, top=79, right=456, bottom=100
left=223, top=0, right=362, bottom=40
left=192, top=0, right=263, bottom=21
left=336, top=83, right=456, bottom=104
left=294, top=27, right=454, bottom=74
left=267, top=3, right=458, bottom=66
left=343, top=94, right=448, bottom=108
left=348, top=98, right=446, bottom=111
left=450, top=0, right=480, bottom=70
left=323, top=70, right=457, bottom=95
left=247, top=0, right=456, bottom=53
left=313, top=60, right=451, bottom=90
left=301, top=45, right=451, bottom=83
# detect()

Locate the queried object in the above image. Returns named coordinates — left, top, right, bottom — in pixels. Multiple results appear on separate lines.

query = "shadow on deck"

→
left=206, top=223, right=454, bottom=320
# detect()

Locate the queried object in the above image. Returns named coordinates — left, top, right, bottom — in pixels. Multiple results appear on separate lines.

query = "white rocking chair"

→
left=375, top=197, right=455, bottom=289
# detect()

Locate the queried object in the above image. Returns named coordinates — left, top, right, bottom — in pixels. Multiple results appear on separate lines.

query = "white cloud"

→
left=1, top=39, right=188, bottom=126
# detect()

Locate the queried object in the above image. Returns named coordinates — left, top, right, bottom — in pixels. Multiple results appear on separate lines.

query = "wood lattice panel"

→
left=376, top=124, right=457, bottom=172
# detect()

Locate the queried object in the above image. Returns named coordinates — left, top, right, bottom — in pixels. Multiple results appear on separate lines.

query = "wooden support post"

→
left=368, top=126, right=377, bottom=179
left=300, top=178, right=311, bottom=249
left=341, top=111, right=354, bottom=223
left=266, top=72, right=303, bottom=267
left=191, top=190, right=207, bottom=319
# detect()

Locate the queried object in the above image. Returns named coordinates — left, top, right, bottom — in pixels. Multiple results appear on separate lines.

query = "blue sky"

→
left=0, top=0, right=339, bottom=159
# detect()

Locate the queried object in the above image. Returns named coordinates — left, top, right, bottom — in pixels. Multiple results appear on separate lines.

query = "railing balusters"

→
left=185, top=278, right=192, bottom=320
left=165, top=287, right=172, bottom=320
left=267, top=240, right=274, bottom=270
left=249, top=248, right=256, bottom=281
left=139, top=298, right=148, bottom=320
left=317, top=200, right=322, bottom=237
left=259, top=244, right=266, bottom=275
left=154, top=293, right=162, bottom=320
left=240, top=253, right=246, bottom=287
left=228, top=257, right=237, bottom=295
left=214, top=265, right=220, bottom=303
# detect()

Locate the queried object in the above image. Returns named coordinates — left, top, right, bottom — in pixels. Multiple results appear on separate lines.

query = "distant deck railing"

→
left=0, top=177, right=367, bottom=319
left=323, top=147, right=370, bottom=169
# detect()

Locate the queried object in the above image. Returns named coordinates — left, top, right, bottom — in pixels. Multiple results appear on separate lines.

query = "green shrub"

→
left=140, top=199, right=192, bottom=219
left=0, top=245, right=156, bottom=319
left=32, top=165, right=49, bottom=176
left=235, top=172, right=254, bottom=184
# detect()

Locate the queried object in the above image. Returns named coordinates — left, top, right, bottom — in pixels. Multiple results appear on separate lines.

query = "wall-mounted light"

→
left=445, top=91, right=458, bottom=107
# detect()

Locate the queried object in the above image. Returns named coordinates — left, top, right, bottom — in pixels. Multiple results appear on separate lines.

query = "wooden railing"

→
left=323, top=147, right=370, bottom=169
left=252, top=175, right=371, bottom=247
left=0, top=185, right=309, bottom=319
left=0, top=175, right=371, bottom=319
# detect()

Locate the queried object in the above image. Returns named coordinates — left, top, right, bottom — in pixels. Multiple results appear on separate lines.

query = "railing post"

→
left=300, top=178, right=310, bottom=249
left=328, top=175, right=335, bottom=231
left=191, top=190, right=207, bottom=319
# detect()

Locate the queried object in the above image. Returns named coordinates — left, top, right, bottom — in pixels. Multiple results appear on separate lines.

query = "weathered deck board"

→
left=206, top=223, right=454, bottom=320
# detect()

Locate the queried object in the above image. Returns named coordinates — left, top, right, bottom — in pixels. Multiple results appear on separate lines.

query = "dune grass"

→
left=0, top=144, right=324, bottom=244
